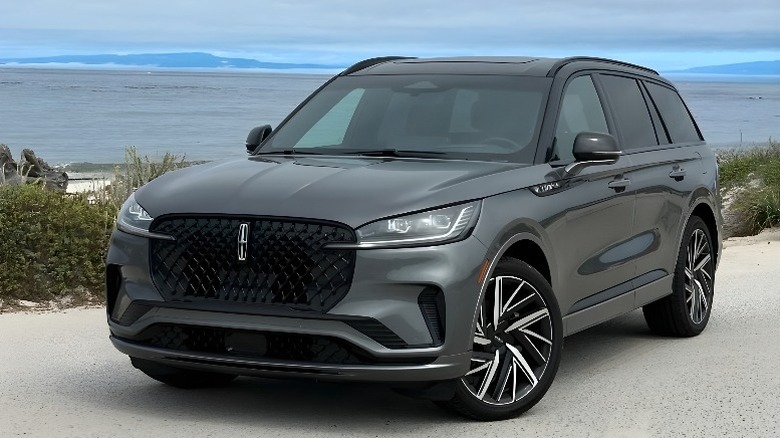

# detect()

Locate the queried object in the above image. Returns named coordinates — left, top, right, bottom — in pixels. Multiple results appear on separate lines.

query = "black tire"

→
left=438, top=257, right=563, bottom=421
left=643, top=216, right=715, bottom=337
left=130, top=357, right=237, bottom=388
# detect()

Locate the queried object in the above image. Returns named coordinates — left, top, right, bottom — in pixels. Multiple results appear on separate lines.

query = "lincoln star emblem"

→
left=237, top=223, right=249, bottom=261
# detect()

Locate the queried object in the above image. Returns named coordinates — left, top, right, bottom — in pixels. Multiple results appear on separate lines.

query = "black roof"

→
left=343, top=56, right=660, bottom=78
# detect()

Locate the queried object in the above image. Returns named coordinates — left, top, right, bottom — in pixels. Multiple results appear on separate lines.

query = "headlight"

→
left=116, top=193, right=174, bottom=240
left=353, top=201, right=481, bottom=248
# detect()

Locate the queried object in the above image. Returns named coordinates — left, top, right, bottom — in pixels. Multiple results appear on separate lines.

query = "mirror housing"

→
left=246, top=125, right=273, bottom=153
left=564, top=132, right=621, bottom=176
left=572, top=132, right=621, bottom=161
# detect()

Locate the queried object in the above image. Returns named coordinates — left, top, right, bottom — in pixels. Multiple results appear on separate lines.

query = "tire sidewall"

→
left=673, top=216, right=715, bottom=334
left=455, top=257, right=563, bottom=420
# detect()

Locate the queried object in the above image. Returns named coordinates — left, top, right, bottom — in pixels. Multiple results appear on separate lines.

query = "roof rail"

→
left=340, top=56, right=416, bottom=76
left=548, top=57, right=659, bottom=76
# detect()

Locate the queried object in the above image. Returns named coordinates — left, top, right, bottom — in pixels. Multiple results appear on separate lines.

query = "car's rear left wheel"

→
left=643, top=215, right=715, bottom=337
left=439, top=257, right=563, bottom=421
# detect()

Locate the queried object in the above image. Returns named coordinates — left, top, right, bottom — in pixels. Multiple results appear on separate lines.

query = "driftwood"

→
left=0, top=145, right=68, bottom=191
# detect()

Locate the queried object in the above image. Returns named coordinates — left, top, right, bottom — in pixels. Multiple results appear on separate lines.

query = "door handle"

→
left=669, top=166, right=686, bottom=180
left=608, top=178, right=631, bottom=191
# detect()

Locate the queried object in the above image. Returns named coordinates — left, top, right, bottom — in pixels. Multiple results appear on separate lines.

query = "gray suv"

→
left=106, top=56, right=721, bottom=420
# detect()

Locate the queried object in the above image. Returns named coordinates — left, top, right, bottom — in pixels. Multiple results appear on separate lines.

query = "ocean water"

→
left=0, top=67, right=778, bottom=165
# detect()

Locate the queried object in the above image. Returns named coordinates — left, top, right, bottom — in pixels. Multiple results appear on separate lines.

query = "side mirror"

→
left=573, top=132, right=621, bottom=161
left=564, top=132, right=621, bottom=176
left=246, top=125, right=273, bottom=153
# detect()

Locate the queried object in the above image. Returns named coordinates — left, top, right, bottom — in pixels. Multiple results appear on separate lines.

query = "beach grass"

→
left=1, top=146, right=189, bottom=306
left=0, top=183, right=116, bottom=303
left=2, top=140, right=780, bottom=306
left=717, top=138, right=780, bottom=235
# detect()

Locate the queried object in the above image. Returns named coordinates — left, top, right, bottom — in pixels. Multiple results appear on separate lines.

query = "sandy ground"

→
left=65, top=173, right=112, bottom=194
left=1, top=231, right=779, bottom=437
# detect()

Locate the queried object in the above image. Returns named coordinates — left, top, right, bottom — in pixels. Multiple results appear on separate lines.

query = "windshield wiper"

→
left=254, top=148, right=446, bottom=158
left=253, top=149, right=323, bottom=155
left=346, top=149, right=446, bottom=158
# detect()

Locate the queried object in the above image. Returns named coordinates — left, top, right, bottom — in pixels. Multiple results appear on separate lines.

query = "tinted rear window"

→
left=645, top=82, right=702, bottom=143
left=599, top=75, right=658, bottom=149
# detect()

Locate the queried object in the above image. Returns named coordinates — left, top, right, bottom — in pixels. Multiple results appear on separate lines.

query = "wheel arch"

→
left=501, top=239, right=552, bottom=286
left=687, top=195, right=721, bottom=267
left=469, top=229, right=556, bottom=338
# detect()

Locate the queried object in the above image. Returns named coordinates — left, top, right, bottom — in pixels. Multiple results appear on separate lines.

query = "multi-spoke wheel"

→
left=644, top=216, right=716, bottom=336
left=440, top=257, right=562, bottom=421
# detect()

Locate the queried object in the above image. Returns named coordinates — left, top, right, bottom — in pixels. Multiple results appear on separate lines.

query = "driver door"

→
left=544, top=74, right=637, bottom=323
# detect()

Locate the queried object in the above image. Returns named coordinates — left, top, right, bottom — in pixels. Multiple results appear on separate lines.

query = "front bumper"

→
left=106, top=229, right=489, bottom=382
left=110, top=336, right=471, bottom=382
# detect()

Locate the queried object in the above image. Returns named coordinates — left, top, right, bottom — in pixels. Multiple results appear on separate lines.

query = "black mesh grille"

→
left=149, top=216, right=356, bottom=312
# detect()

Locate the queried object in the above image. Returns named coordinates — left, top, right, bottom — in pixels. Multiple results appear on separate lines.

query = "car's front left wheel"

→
left=439, top=257, right=563, bottom=421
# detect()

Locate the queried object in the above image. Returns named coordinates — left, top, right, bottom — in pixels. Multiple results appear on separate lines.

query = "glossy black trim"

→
left=111, top=299, right=412, bottom=349
left=344, top=319, right=409, bottom=349
left=114, top=326, right=433, bottom=366
left=115, top=298, right=372, bottom=321
left=568, top=269, right=667, bottom=314
left=113, top=302, right=154, bottom=326
left=418, top=287, right=446, bottom=346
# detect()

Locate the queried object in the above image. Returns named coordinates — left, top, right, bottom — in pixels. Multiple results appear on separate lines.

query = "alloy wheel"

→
left=685, top=228, right=713, bottom=324
left=462, top=275, right=553, bottom=405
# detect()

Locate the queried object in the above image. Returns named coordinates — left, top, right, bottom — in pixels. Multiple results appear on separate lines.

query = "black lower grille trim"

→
left=419, top=287, right=446, bottom=346
left=125, top=324, right=433, bottom=366
left=169, top=357, right=340, bottom=375
left=345, top=319, right=408, bottom=349
left=114, top=303, right=153, bottom=326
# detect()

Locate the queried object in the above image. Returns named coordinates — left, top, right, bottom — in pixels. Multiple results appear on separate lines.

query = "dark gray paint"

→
left=106, top=56, right=722, bottom=383
left=135, top=156, right=530, bottom=229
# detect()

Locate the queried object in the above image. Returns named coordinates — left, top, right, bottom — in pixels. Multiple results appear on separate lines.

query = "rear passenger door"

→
left=597, top=74, right=704, bottom=292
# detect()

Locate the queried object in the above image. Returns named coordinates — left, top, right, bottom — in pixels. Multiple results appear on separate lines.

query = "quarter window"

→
left=553, top=75, right=609, bottom=162
left=645, top=82, right=702, bottom=143
left=599, top=75, right=658, bottom=149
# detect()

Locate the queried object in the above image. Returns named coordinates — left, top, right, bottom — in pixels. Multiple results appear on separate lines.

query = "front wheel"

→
left=439, top=257, right=563, bottom=421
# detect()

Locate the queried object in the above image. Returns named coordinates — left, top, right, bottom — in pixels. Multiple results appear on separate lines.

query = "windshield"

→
left=260, top=75, right=551, bottom=162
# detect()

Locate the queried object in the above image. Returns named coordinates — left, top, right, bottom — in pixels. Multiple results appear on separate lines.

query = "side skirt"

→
left=562, top=274, right=673, bottom=336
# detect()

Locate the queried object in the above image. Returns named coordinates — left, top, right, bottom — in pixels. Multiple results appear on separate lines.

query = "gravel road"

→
left=2, top=231, right=779, bottom=437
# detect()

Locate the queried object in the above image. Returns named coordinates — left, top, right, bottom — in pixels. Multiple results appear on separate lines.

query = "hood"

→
left=135, top=155, right=536, bottom=228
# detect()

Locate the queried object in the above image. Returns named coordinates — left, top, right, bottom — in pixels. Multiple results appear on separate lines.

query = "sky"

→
left=1, top=0, right=779, bottom=71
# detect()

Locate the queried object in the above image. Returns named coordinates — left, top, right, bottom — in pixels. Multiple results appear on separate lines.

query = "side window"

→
left=296, top=89, right=365, bottom=147
left=599, top=75, right=657, bottom=149
left=553, top=75, right=609, bottom=162
left=645, top=82, right=702, bottom=143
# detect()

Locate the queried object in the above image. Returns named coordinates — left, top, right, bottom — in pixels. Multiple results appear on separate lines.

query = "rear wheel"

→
left=643, top=216, right=715, bottom=336
left=131, top=357, right=237, bottom=388
left=439, top=257, right=563, bottom=421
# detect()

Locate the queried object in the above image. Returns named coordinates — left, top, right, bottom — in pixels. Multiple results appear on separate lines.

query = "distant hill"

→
left=2, top=53, right=778, bottom=75
left=667, top=60, right=780, bottom=75
left=0, top=52, right=341, bottom=70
